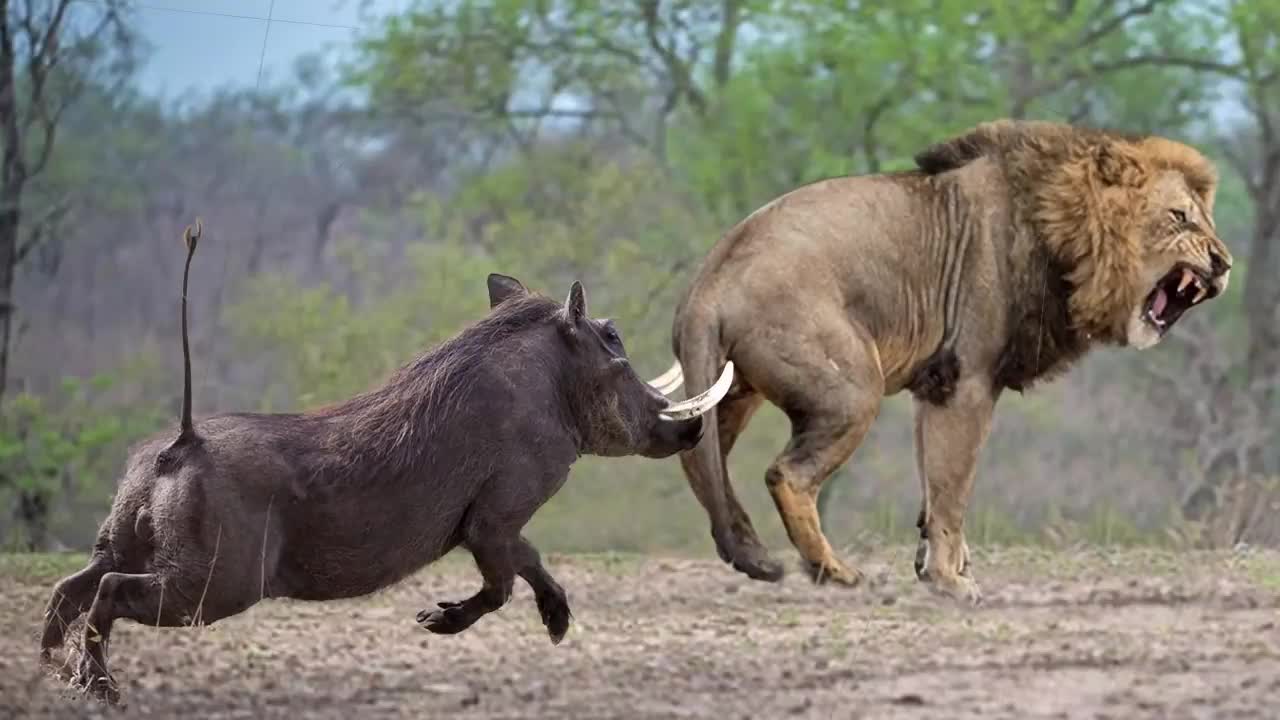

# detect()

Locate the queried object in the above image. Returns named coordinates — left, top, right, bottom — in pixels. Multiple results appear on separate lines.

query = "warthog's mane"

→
left=309, top=292, right=564, bottom=481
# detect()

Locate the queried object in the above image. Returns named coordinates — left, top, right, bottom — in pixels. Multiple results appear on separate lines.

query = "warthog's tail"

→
left=156, top=218, right=204, bottom=470
left=671, top=313, right=738, bottom=568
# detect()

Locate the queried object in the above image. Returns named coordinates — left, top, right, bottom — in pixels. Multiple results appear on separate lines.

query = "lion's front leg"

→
left=912, top=378, right=996, bottom=606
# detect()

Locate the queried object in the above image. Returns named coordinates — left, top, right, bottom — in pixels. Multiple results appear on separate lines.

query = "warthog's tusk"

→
left=647, top=360, right=684, bottom=396
left=659, top=362, right=733, bottom=420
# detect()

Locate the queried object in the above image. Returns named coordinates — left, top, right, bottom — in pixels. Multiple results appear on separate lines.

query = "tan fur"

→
left=917, top=118, right=1224, bottom=340
left=664, top=118, right=1232, bottom=602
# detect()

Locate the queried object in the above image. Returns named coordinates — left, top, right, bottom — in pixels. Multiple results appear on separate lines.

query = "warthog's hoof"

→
left=417, top=601, right=472, bottom=635
left=731, top=546, right=785, bottom=583
left=803, top=557, right=863, bottom=587
left=73, top=656, right=120, bottom=705
left=39, top=648, right=75, bottom=683
left=737, top=550, right=783, bottom=579
left=536, top=593, right=573, bottom=645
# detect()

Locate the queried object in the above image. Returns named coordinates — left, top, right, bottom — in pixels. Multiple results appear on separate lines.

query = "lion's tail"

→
left=670, top=309, right=739, bottom=568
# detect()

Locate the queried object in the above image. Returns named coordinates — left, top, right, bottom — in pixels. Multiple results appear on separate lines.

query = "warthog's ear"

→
left=487, top=273, right=528, bottom=308
left=565, top=281, right=587, bottom=325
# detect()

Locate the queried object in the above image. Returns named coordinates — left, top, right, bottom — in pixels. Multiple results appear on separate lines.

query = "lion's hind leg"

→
left=736, top=311, right=884, bottom=587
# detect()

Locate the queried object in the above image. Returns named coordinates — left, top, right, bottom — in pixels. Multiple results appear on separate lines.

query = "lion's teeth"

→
left=1193, top=286, right=1207, bottom=304
left=1178, top=269, right=1195, bottom=293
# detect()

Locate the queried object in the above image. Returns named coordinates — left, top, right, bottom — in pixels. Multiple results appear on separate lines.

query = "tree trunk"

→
left=312, top=200, right=340, bottom=273
left=0, top=202, right=15, bottom=402
left=16, top=488, right=50, bottom=551
left=0, top=0, right=21, bottom=404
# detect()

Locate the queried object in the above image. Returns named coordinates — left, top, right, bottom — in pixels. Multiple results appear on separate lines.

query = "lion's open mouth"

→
left=1143, top=264, right=1215, bottom=334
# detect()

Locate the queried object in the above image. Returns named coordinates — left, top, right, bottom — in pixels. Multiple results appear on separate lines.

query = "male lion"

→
left=647, top=119, right=1232, bottom=603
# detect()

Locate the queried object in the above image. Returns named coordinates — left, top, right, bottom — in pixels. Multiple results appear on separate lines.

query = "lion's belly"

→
left=848, top=282, right=949, bottom=395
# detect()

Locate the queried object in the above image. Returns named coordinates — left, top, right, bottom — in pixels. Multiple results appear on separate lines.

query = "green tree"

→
left=0, top=373, right=161, bottom=550
left=0, top=0, right=135, bottom=403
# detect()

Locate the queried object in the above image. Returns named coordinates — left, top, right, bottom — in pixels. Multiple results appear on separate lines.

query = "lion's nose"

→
left=1209, top=251, right=1231, bottom=277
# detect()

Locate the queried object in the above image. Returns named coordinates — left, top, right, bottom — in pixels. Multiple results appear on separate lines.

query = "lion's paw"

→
left=804, top=556, right=864, bottom=587
left=922, top=571, right=983, bottom=606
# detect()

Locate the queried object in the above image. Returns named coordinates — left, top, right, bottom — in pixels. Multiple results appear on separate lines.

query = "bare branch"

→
left=1087, top=54, right=1244, bottom=78
left=638, top=0, right=707, bottom=116
left=13, top=197, right=68, bottom=263
left=712, top=0, right=741, bottom=88
left=0, top=0, right=27, bottom=188
left=1031, top=53, right=1245, bottom=101
left=1217, top=136, right=1263, bottom=200
left=1073, top=0, right=1166, bottom=52
left=860, top=90, right=897, bottom=174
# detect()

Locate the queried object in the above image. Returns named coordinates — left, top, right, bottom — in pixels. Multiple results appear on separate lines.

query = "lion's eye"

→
left=1170, top=208, right=1188, bottom=223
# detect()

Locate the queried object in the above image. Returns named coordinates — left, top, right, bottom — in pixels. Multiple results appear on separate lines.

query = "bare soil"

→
left=4, top=546, right=1279, bottom=719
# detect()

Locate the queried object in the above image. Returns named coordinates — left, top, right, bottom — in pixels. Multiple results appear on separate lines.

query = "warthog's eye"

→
left=1169, top=208, right=1187, bottom=224
left=600, top=320, right=622, bottom=347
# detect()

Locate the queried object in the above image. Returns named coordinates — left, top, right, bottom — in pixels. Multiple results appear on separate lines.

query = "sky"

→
left=126, top=0, right=404, bottom=100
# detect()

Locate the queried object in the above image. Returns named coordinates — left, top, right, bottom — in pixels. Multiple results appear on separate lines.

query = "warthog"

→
left=39, top=221, right=734, bottom=703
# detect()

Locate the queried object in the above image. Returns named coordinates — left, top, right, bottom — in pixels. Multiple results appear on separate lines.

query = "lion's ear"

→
left=1092, top=142, right=1148, bottom=188
left=1134, top=136, right=1219, bottom=216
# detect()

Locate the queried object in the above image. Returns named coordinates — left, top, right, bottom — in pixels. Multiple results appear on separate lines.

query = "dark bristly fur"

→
left=38, top=251, right=706, bottom=704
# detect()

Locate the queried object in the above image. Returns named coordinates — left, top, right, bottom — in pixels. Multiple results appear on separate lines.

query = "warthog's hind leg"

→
left=75, top=572, right=182, bottom=704
left=40, top=555, right=112, bottom=674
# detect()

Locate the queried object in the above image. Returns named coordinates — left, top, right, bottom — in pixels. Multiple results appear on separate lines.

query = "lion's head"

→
left=1112, top=136, right=1233, bottom=348
left=917, top=120, right=1233, bottom=349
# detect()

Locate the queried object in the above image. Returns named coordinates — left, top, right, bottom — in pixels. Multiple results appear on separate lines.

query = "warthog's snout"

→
left=677, top=414, right=705, bottom=449
left=646, top=413, right=704, bottom=457
left=643, top=360, right=731, bottom=456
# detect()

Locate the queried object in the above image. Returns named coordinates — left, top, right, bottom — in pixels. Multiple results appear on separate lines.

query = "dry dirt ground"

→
left=3, top=546, right=1279, bottom=719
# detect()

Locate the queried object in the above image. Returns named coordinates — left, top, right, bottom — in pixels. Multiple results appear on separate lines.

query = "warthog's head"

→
left=487, top=274, right=731, bottom=459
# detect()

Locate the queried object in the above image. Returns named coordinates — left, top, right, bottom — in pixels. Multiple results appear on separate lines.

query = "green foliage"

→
left=2, top=375, right=122, bottom=495
left=227, top=142, right=721, bottom=415
left=17, top=0, right=1280, bottom=554
left=226, top=240, right=492, bottom=411
left=207, top=0, right=1276, bottom=554
left=0, top=373, right=164, bottom=549
left=0, top=551, right=92, bottom=584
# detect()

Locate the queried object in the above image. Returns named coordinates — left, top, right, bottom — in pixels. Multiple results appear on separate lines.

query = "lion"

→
left=645, top=119, right=1233, bottom=603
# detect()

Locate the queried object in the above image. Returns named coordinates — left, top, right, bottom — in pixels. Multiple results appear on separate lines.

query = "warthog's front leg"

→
left=418, top=535, right=515, bottom=636
left=912, top=377, right=996, bottom=606
left=512, top=536, right=572, bottom=644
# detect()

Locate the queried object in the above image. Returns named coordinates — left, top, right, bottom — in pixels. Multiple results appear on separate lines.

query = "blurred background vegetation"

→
left=1, top=0, right=1277, bottom=555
